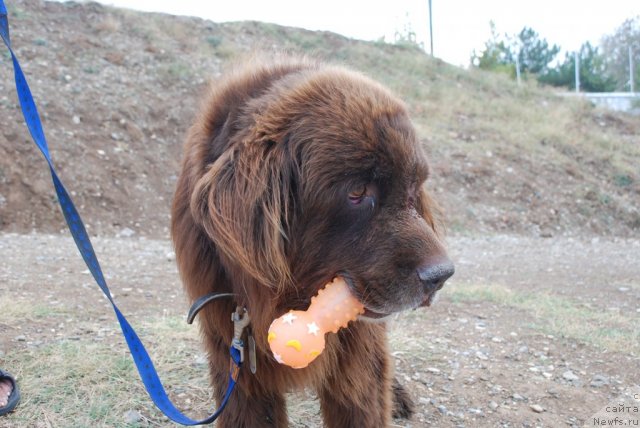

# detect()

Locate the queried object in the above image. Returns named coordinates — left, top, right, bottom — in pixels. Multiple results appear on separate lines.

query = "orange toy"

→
left=267, top=277, right=365, bottom=368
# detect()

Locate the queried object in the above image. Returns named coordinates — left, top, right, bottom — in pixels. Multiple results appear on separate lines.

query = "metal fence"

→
left=559, top=92, right=640, bottom=113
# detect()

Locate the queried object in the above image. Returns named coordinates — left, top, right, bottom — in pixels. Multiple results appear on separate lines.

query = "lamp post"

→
left=630, top=46, right=635, bottom=93
left=428, top=0, right=433, bottom=56
left=574, top=51, right=580, bottom=93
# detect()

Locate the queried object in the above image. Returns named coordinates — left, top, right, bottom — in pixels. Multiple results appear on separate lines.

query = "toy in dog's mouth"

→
left=268, top=276, right=364, bottom=368
left=267, top=273, right=445, bottom=367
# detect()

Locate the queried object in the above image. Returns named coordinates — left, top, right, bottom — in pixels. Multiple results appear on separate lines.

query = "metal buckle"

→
left=231, top=307, right=250, bottom=363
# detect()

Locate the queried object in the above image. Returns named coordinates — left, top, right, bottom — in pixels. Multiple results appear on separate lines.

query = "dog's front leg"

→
left=209, top=359, right=288, bottom=428
left=317, top=323, right=393, bottom=428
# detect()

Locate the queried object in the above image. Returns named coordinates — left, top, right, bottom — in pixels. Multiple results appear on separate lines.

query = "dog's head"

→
left=189, top=61, right=454, bottom=318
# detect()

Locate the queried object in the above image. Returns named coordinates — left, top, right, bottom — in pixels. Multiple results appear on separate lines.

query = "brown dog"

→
left=171, top=56, right=454, bottom=427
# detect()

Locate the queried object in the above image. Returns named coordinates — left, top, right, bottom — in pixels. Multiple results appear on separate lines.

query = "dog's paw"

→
left=392, top=378, right=415, bottom=420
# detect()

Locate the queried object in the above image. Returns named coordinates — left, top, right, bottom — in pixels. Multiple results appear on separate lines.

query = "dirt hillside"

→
left=1, top=0, right=638, bottom=239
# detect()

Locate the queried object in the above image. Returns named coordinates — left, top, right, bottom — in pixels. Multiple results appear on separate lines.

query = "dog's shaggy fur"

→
left=171, top=56, right=453, bottom=427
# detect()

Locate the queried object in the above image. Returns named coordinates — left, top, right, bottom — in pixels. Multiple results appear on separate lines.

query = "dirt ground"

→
left=1, top=233, right=638, bottom=427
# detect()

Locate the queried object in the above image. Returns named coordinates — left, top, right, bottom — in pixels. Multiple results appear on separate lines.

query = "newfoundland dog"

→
left=171, top=56, right=454, bottom=427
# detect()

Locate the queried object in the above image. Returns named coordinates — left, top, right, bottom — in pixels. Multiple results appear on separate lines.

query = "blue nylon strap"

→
left=0, top=2, right=237, bottom=425
left=0, top=1, right=8, bottom=46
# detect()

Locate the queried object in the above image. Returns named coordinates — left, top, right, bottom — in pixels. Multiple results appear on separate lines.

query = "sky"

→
left=95, top=0, right=640, bottom=67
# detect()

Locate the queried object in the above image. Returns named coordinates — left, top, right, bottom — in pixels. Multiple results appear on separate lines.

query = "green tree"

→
left=471, top=21, right=513, bottom=73
left=601, top=16, right=640, bottom=91
left=472, top=24, right=560, bottom=79
left=540, top=42, right=616, bottom=92
left=508, top=27, right=560, bottom=75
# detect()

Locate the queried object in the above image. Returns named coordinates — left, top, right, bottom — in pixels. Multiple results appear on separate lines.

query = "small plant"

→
left=206, top=35, right=222, bottom=48
left=613, top=174, right=633, bottom=187
left=599, top=193, right=612, bottom=205
left=165, top=62, right=192, bottom=79
left=7, top=4, right=27, bottom=19
left=83, top=66, right=99, bottom=74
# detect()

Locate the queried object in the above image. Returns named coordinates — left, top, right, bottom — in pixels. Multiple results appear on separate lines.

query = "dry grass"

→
left=1, top=314, right=208, bottom=427
left=94, top=14, right=121, bottom=33
left=0, top=311, right=327, bottom=427
left=443, top=283, right=640, bottom=355
left=2, top=283, right=637, bottom=426
left=0, top=296, right=65, bottom=322
left=3, top=286, right=636, bottom=427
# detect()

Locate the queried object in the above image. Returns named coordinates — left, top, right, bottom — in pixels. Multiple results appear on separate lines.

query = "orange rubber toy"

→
left=267, top=277, right=365, bottom=368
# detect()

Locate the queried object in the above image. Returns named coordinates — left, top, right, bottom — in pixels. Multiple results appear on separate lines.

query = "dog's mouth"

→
left=420, top=289, right=439, bottom=307
left=361, top=307, right=390, bottom=319
left=336, top=273, right=386, bottom=319
left=337, top=272, right=436, bottom=320
left=360, top=291, right=439, bottom=319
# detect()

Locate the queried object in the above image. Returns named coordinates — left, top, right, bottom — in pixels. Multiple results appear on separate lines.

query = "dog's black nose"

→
left=417, top=261, right=455, bottom=293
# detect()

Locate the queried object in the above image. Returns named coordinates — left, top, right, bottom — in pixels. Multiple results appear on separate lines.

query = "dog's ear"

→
left=190, top=142, right=295, bottom=290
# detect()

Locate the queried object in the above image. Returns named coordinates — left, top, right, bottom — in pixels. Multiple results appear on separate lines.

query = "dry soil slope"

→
left=0, top=0, right=638, bottom=238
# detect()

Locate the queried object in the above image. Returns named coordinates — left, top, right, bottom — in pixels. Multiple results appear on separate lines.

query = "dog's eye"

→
left=348, top=185, right=368, bottom=205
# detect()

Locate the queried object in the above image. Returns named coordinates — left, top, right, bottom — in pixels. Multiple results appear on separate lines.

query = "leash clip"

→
left=231, top=307, right=250, bottom=363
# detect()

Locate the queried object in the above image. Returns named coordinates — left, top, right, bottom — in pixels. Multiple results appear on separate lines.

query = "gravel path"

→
left=1, top=233, right=639, bottom=427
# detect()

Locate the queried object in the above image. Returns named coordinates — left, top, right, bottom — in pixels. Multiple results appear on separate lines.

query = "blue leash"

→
left=0, top=2, right=241, bottom=424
